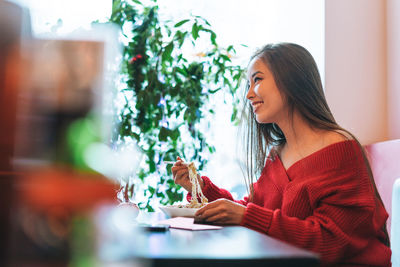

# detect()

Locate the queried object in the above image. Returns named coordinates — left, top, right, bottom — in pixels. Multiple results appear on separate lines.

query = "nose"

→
left=246, top=84, right=255, bottom=100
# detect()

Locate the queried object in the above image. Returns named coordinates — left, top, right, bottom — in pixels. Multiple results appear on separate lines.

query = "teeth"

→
left=253, top=103, right=262, bottom=108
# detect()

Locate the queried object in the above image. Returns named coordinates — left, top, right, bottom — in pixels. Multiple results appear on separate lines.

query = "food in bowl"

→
left=160, top=161, right=208, bottom=217
left=159, top=205, right=199, bottom=217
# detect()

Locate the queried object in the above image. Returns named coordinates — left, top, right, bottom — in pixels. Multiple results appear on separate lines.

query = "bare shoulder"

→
left=323, top=130, right=353, bottom=145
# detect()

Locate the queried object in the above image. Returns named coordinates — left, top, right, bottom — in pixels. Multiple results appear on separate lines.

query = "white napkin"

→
left=158, top=217, right=223, bottom=231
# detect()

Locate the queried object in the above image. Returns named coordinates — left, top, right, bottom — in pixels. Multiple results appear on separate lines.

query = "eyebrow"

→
left=251, top=71, right=263, bottom=78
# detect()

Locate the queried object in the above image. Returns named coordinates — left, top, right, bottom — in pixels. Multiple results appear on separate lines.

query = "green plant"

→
left=110, top=0, right=243, bottom=211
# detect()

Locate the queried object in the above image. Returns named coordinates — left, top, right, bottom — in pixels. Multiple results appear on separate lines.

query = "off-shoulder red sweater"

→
left=189, top=140, right=391, bottom=266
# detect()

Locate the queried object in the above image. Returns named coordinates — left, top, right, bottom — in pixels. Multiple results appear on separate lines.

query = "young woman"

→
left=171, top=43, right=391, bottom=266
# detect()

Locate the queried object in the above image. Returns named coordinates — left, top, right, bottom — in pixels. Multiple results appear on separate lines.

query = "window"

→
left=11, top=0, right=324, bottom=199
left=9, top=0, right=111, bottom=35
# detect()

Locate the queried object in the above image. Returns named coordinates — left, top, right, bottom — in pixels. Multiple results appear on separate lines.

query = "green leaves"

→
left=174, top=19, right=190, bottom=27
left=191, top=23, right=200, bottom=40
left=162, top=42, right=174, bottom=63
left=159, top=127, right=180, bottom=142
left=110, top=0, right=244, bottom=211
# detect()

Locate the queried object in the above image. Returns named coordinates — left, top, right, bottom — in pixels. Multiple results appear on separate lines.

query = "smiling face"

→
left=246, top=57, right=287, bottom=124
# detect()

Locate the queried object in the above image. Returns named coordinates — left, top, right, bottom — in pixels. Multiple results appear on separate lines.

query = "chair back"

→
left=392, top=178, right=400, bottom=266
left=365, top=139, right=400, bottom=234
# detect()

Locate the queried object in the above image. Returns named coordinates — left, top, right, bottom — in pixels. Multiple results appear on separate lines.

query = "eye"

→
left=254, top=77, right=262, bottom=83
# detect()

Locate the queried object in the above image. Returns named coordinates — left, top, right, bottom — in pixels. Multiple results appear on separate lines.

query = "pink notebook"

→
left=158, top=217, right=223, bottom=230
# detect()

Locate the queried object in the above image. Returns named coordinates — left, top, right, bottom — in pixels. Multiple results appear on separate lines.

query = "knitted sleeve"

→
left=186, top=176, right=249, bottom=206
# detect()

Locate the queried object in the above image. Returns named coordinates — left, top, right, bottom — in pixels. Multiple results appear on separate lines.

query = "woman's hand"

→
left=195, top=199, right=246, bottom=225
left=171, top=156, right=203, bottom=192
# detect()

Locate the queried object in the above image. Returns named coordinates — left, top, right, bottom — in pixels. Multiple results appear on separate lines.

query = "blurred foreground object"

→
left=15, top=38, right=106, bottom=168
left=11, top=168, right=118, bottom=266
left=6, top=12, right=122, bottom=266
left=0, top=0, right=31, bottom=265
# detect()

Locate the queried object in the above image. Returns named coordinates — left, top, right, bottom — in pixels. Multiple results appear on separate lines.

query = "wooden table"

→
left=94, top=208, right=319, bottom=267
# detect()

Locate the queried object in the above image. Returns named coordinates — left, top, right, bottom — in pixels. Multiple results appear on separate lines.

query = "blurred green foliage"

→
left=110, top=0, right=243, bottom=211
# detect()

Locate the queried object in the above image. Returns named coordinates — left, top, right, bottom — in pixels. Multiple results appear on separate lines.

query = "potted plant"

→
left=110, top=0, right=243, bottom=211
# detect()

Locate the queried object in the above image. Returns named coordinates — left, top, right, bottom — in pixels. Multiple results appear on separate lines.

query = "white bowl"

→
left=159, top=205, right=199, bottom=218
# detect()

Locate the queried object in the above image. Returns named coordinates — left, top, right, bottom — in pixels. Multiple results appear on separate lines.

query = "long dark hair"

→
left=240, top=42, right=390, bottom=246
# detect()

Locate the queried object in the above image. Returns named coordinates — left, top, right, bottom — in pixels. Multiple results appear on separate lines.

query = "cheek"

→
left=253, top=85, right=263, bottom=97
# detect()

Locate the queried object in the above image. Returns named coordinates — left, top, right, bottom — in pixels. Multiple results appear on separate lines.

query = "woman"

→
left=171, top=43, right=391, bottom=266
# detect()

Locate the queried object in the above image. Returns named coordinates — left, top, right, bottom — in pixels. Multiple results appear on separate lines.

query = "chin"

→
left=256, top=119, right=267, bottom=124
left=255, top=115, right=268, bottom=124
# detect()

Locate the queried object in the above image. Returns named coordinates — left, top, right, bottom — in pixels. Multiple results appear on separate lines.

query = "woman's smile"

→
left=251, top=101, right=263, bottom=112
left=246, top=58, right=286, bottom=124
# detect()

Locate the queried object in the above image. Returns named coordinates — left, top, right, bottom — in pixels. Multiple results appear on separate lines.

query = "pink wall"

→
left=387, top=0, right=400, bottom=140
left=325, top=0, right=388, bottom=145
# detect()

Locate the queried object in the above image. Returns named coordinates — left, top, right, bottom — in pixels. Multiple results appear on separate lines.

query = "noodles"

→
left=186, top=162, right=208, bottom=208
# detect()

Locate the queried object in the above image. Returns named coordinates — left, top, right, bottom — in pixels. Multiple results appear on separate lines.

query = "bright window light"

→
left=10, top=0, right=324, bottom=198
left=8, top=0, right=112, bottom=35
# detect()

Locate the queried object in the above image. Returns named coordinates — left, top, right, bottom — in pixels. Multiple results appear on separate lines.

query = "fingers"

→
left=203, top=213, right=229, bottom=224
left=196, top=198, right=221, bottom=213
left=171, top=165, right=188, bottom=179
left=171, top=164, right=186, bottom=174
left=195, top=199, right=246, bottom=225
left=174, top=156, right=186, bottom=166
left=171, top=159, right=191, bottom=191
left=171, top=158, right=187, bottom=171
left=169, top=156, right=193, bottom=192
left=195, top=205, right=226, bottom=224
left=174, top=168, right=189, bottom=183
left=171, top=160, right=187, bottom=176
left=195, top=200, right=221, bottom=218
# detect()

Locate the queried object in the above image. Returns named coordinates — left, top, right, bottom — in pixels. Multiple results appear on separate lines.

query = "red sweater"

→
left=191, top=140, right=391, bottom=266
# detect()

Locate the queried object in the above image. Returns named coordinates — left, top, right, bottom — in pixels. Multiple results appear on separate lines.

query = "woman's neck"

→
left=276, top=112, right=328, bottom=168
left=280, top=112, right=320, bottom=149
left=276, top=111, right=346, bottom=169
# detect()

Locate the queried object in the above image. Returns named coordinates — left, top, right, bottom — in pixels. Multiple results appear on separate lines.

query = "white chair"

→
left=392, top=178, right=400, bottom=267
left=365, top=139, right=400, bottom=266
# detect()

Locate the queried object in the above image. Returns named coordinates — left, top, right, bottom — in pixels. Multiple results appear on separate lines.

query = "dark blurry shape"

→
left=0, top=0, right=31, bottom=265
left=137, top=223, right=170, bottom=232
left=10, top=168, right=119, bottom=265
left=15, top=39, right=105, bottom=168
left=6, top=16, right=120, bottom=267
